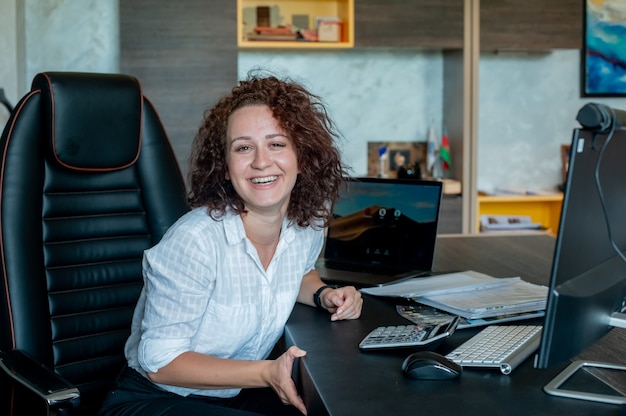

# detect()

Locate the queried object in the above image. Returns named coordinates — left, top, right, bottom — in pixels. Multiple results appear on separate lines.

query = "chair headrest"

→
left=33, top=72, right=143, bottom=171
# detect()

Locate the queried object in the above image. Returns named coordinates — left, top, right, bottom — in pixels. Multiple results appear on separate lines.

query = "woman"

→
left=99, top=74, right=363, bottom=416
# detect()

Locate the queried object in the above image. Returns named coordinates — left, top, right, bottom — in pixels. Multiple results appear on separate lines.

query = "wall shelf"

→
left=477, top=194, right=563, bottom=236
left=237, top=0, right=354, bottom=49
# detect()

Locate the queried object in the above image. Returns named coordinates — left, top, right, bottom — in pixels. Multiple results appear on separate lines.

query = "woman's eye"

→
left=236, top=145, right=250, bottom=152
left=271, top=142, right=287, bottom=148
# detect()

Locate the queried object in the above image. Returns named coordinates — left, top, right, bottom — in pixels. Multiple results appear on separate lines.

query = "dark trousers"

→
left=98, top=366, right=303, bottom=416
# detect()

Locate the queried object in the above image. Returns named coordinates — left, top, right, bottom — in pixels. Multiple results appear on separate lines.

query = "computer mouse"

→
left=401, top=351, right=462, bottom=380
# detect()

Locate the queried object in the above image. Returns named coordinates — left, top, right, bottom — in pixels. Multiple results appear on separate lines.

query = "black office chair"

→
left=0, top=72, right=189, bottom=415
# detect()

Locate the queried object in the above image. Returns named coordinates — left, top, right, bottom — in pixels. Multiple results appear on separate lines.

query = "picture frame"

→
left=367, top=141, right=427, bottom=179
left=582, top=0, right=626, bottom=97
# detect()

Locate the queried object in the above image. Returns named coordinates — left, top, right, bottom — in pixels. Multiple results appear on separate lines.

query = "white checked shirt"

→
left=124, top=207, right=324, bottom=398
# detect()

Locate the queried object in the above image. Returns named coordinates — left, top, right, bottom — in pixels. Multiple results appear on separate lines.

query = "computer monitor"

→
left=534, top=103, right=626, bottom=405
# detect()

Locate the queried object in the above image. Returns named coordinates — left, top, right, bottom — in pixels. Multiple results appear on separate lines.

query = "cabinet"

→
left=480, top=0, right=582, bottom=50
left=237, top=0, right=354, bottom=48
left=476, top=194, right=563, bottom=235
left=352, top=0, right=582, bottom=51
left=355, top=0, right=464, bottom=49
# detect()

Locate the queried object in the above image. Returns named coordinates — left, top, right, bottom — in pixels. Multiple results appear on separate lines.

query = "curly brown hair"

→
left=187, top=74, right=348, bottom=228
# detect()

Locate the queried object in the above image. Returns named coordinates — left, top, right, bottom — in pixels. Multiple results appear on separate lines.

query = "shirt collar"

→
left=223, top=211, right=297, bottom=246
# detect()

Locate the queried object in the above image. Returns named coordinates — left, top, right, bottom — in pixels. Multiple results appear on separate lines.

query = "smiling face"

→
left=225, top=104, right=299, bottom=216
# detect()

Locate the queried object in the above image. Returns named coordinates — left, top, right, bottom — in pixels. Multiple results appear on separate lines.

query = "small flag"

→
left=426, top=123, right=438, bottom=174
left=440, top=129, right=451, bottom=171
left=378, top=145, right=388, bottom=178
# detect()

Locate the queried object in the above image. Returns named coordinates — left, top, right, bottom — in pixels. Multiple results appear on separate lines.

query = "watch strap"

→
left=314, top=284, right=339, bottom=309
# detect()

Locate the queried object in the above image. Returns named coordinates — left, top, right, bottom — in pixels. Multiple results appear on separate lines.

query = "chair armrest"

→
left=0, top=349, right=80, bottom=409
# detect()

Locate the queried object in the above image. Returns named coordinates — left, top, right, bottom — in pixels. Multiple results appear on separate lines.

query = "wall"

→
left=478, top=50, right=626, bottom=194
left=240, top=49, right=626, bottom=193
left=119, top=1, right=237, bottom=177
left=0, top=0, right=19, bottom=129
left=0, top=0, right=119, bottom=130
left=22, top=0, right=119, bottom=82
left=238, top=49, right=443, bottom=178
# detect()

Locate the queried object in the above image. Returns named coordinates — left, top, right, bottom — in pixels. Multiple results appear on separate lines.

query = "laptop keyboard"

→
left=445, top=325, right=542, bottom=375
left=322, top=260, right=407, bottom=276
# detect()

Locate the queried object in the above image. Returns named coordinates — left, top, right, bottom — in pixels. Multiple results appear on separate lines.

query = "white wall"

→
left=240, top=49, right=626, bottom=193
left=0, top=0, right=119, bottom=131
left=238, top=49, right=443, bottom=178
left=0, top=0, right=18, bottom=129
left=478, top=50, right=626, bottom=193
left=22, top=0, right=119, bottom=83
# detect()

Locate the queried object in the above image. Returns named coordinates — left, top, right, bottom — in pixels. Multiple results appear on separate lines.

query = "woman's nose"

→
left=251, top=147, right=271, bottom=169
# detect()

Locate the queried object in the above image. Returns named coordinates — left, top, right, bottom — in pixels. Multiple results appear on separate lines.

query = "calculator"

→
left=359, top=316, right=460, bottom=351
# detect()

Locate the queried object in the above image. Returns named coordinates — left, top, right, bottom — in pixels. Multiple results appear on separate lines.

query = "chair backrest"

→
left=0, top=72, right=189, bottom=414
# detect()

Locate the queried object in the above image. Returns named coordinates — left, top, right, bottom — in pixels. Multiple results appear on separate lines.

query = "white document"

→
left=360, top=270, right=512, bottom=298
left=417, top=278, right=548, bottom=319
left=361, top=270, right=548, bottom=320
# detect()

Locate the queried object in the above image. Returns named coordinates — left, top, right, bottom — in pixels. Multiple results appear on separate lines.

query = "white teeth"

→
left=251, top=176, right=277, bottom=184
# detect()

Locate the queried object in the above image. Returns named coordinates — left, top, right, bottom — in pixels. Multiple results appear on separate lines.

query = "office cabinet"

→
left=353, top=0, right=582, bottom=51
left=480, top=0, right=582, bottom=51
left=355, top=0, right=464, bottom=49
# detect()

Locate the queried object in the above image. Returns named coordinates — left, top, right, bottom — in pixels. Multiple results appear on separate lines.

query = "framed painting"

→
left=582, top=0, right=626, bottom=96
left=367, top=141, right=427, bottom=179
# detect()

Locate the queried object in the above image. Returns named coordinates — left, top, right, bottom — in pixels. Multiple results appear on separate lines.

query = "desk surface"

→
left=285, top=234, right=626, bottom=416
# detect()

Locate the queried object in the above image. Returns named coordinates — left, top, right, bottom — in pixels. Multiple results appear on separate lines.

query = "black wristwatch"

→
left=314, top=284, right=339, bottom=309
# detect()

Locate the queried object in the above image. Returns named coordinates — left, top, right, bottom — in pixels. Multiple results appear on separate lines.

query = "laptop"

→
left=316, top=177, right=443, bottom=287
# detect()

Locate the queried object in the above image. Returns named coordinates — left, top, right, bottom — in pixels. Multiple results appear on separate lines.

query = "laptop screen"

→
left=324, top=177, right=443, bottom=272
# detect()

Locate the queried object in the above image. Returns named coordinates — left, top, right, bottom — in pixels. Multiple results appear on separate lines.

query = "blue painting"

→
left=584, top=0, right=626, bottom=96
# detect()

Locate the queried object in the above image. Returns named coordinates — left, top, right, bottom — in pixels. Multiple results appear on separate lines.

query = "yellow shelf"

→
left=477, top=194, right=564, bottom=235
left=237, top=0, right=354, bottom=49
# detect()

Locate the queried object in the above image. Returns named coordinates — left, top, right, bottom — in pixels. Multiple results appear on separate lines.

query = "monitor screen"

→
left=535, top=103, right=626, bottom=404
left=324, top=177, right=442, bottom=271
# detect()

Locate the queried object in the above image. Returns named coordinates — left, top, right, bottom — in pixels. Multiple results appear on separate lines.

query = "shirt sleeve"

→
left=137, top=221, right=217, bottom=373
left=304, top=227, right=324, bottom=275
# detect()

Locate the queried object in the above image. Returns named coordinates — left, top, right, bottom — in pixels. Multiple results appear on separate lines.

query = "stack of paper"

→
left=396, top=304, right=545, bottom=330
left=360, top=270, right=548, bottom=320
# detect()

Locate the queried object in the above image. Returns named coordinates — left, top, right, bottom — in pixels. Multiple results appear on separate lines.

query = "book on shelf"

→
left=246, top=25, right=298, bottom=42
left=246, top=33, right=298, bottom=41
left=360, top=270, right=548, bottom=320
left=481, top=187, right=560, bottom=196
left=480, top=215, right=543, bottom=232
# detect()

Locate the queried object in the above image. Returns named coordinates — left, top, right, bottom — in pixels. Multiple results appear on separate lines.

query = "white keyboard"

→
left=445, top=325, right=542, bottom=375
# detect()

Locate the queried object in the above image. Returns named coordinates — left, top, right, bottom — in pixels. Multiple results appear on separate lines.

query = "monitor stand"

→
left=543, top=312, right=626, bottom=405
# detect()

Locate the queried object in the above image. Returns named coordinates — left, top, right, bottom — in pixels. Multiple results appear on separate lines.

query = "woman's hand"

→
left=320, top=286, right=363, bottom=321
left=264, top=345, right=308, bottom=415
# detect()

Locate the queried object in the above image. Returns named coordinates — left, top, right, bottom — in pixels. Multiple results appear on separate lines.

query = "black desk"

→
left=285, top=234, right=626, bottom=416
